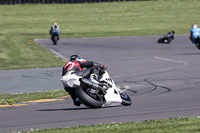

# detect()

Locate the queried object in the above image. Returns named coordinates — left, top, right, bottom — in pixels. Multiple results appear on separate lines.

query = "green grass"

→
left=0, top=35, right=65, bottom=70
left=1, top=0, right=200, bottom=70
left=0, top=90, right=67, bottom=105
left=18, top=117, right=200, bottom=133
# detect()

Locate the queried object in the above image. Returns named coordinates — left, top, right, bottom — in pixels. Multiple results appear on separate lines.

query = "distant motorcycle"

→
left=158, top=31, right=175, bottom=44
left=60, top=69, right=132, bottom=108
left=50, top=29, right=60, bottom=45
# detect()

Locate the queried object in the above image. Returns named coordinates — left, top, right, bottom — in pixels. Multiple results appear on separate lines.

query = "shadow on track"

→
left=178, top=53, right=200, bottom=55
left=37, top=103, right=130, bottom=112
left=37, top=107, right=89, bottom=111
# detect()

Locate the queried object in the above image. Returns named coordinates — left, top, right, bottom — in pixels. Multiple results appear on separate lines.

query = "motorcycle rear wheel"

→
left=75, top=87, right=104, bottom=108
left=157, top=38, right=163, bottom=43
left=120, top=92, right=132, bottom=106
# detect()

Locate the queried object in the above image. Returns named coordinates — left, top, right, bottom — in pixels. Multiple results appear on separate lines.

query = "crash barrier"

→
left=0, top=0, right=134, bottom=4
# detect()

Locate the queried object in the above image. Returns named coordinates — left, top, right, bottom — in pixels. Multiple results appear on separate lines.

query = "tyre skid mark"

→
left=121, top=56, right=187, bottom=95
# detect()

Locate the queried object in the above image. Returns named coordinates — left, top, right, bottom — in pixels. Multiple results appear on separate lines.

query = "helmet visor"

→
left=70, top=55, right=83, bottom=61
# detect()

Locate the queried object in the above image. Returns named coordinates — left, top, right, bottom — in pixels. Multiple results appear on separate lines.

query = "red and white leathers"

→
left=61, top=57, right=107, bottom=106
left=62, top=59, right=97, bottom=106
left=62, top=59, right=94, bottom=76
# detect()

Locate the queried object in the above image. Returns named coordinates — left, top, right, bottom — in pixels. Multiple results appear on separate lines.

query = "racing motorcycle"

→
left=60, top=69, right=132, bottom=108
left=50, top=29, right=60, bottom=45
left=157, top=31, right=175, bottom=44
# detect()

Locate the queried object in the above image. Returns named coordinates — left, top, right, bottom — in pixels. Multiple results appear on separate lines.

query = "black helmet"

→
left=70, top=55, right=83, bottom=61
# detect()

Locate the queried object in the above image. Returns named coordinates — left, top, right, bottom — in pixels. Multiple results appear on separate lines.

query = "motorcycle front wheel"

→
left=120, top=92, right=132, bottom=106
left=52, top=36, right=58, bottom=45
left=75, top=87, right=104, bottom=108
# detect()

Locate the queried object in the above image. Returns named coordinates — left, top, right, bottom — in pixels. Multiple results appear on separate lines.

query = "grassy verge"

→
left=19, top=117, right=200, bottom=133
left=0, top=90, right=67, bottom=105
left=0, top=35, right=66, bottom=70
left=1, top=0, right=200, bottom=70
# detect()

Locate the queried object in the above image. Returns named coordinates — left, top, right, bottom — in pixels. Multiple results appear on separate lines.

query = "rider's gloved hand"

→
left=98, top=64, right=107, bottom=75
left=93, top=62, right=107, bottom=75
left=100, top=64, right=107, bottom=71
left=95, top=64, right=106, bottom=71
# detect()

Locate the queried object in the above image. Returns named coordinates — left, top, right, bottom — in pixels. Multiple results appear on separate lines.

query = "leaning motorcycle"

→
left=158, top=31, right=175, bottom=44
left=50, top=29, right=59, bottom=45
left=60, top=69, right=132, bottom=108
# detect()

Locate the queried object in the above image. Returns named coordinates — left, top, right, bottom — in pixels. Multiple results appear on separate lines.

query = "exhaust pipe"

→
left=81, top=78, right=102, bottom=90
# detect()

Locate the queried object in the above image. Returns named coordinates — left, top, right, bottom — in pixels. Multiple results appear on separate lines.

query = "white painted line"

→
left=49, top=48, right=67, bottom=61
left=154, top=56, right=187, bottom=66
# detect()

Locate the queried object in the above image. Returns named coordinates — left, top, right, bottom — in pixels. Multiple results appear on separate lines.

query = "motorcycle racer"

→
left=157, top=31, right=175, bottom=44
left=61, top=55, right=106, bottom=106
left=49, top=22, right=61, bottom=40
left=190, top=24, right=200, bottom=47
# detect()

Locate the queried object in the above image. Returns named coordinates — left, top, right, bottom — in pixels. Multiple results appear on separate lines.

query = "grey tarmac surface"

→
left=0, top=67, right=63, bottom=94
left=1, top=35, right=200, bottom=132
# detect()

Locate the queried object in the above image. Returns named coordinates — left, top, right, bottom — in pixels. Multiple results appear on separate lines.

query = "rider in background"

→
left=190, top=24, right=200, bottom=46
left=62, top=55, right=106, bottom=106
left=49, top=22, right=60, bottom=40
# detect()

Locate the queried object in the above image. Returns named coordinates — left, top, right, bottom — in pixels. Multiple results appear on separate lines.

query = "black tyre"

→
left=196, top=44, right=200, bottom=50
left=196, top=37, right=200, bottom=50
left=52, top=36, right=57, bottom=45
left=120, top=92, right=132, bottom=106
left=75, top=87, right=104, bottom=108
left=158, top=38, right=165, bottom=43
left=157, top=38, right=162, bottom=43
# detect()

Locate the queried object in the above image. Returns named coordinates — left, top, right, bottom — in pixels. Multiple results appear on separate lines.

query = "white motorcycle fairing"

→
left=99, top=71, right=123, bottom=107
left=60, top=70, right=132, bottom=108
left=60, top=71, right=81, bottom=88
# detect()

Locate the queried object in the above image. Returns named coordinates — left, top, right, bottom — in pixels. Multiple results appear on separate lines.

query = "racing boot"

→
left=74, top=98, right=82, bottom=106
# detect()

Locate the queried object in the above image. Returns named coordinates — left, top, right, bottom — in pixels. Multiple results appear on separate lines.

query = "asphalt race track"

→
left=1, top=35, right=200, bottom=132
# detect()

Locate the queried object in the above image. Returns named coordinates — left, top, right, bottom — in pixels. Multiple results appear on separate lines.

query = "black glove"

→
left=95, top=64, right=106, bottom=71
left=100, top=64, right=107, bottom=71
left=98, top=64, right=107, bottom=75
